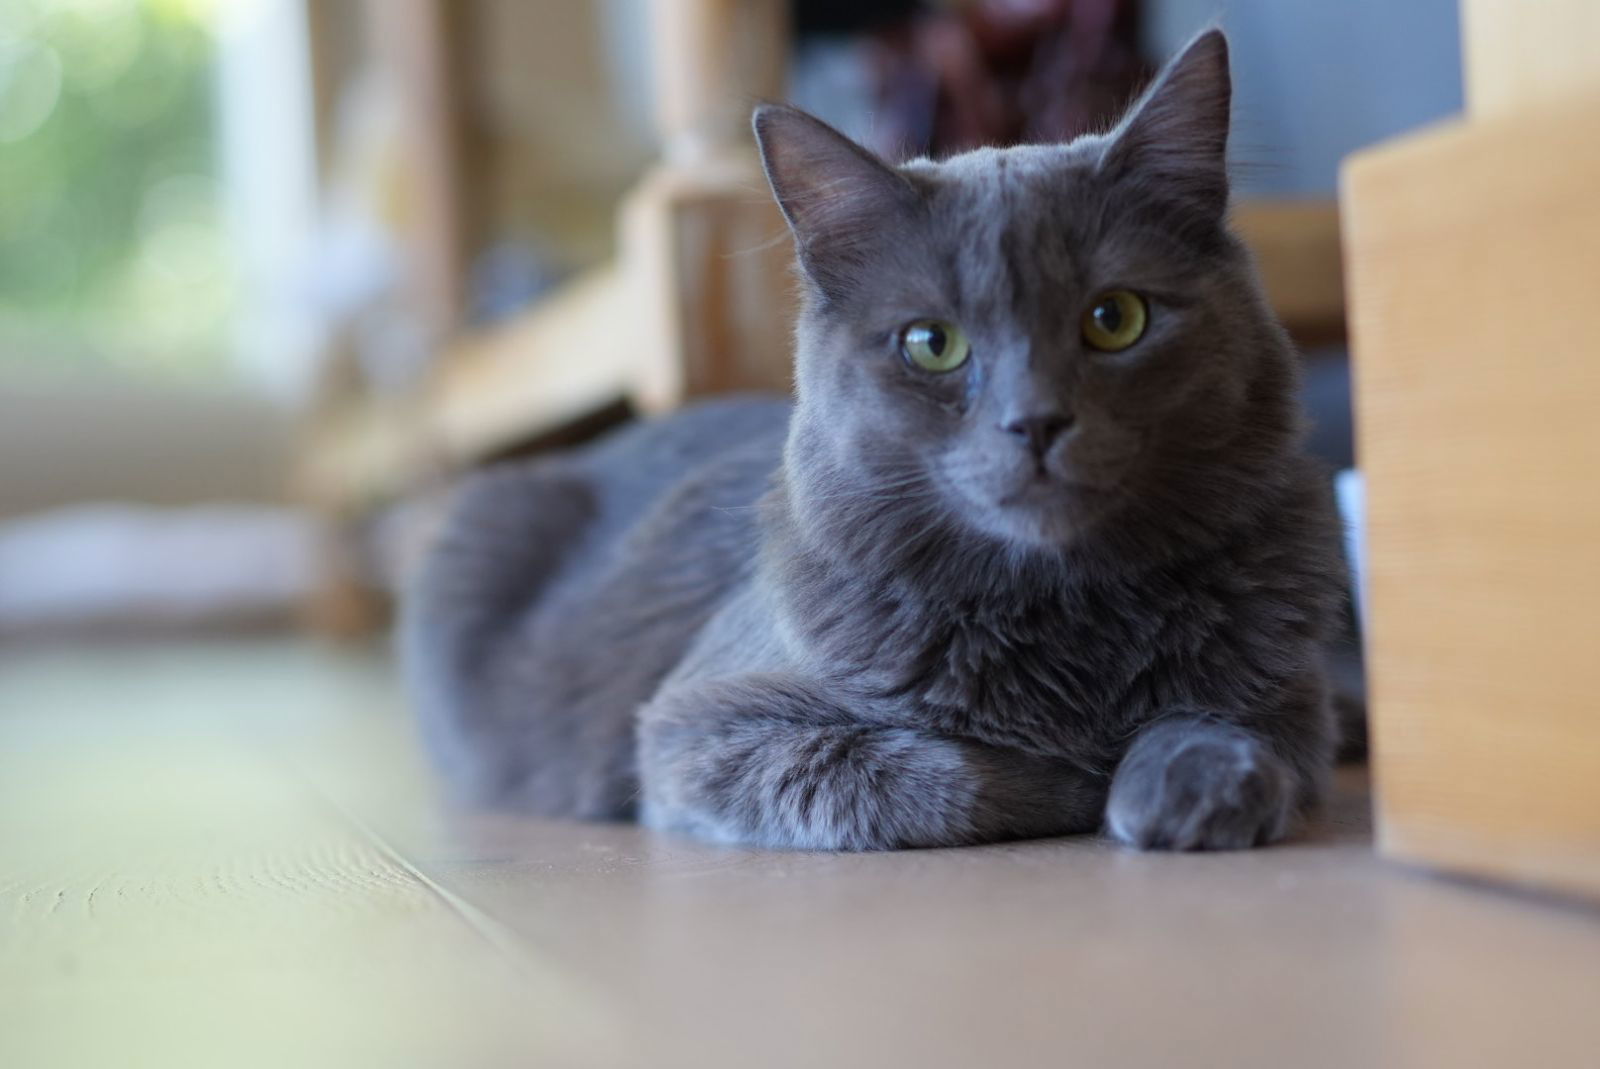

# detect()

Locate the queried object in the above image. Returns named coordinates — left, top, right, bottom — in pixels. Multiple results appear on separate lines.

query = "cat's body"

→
left=406, top=397, right=788, bottom=819
left=403, top=30, right=1350, bottom=850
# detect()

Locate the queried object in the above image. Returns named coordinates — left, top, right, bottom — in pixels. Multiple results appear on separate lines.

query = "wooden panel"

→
left=622, top=157, right=798, bottom=411
left=649, top=0, right=788, bottom=162
left=629, top=0, right=795, bottom=407
left=1461, top=0, right=1600, bottom=120
left=364, top=0, right=470, bottom=340
left=433, top=264, right=638, bottom=461
left=1343, top=99, right=1600, bottom=900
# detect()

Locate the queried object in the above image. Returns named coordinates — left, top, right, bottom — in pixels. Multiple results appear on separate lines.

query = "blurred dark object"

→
left=1301, top=347, right=1356, bottom=472
left=797, top=0, right=1150, bottom=158
left=793, top=0, right=921, bottom=35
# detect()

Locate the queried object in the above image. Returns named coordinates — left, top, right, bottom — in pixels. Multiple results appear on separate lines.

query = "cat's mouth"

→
left=972, top=479, right=1121, bottom=547
left=940, top=456, right=1127, bottom=545
left=990, top=477, right=1124, bottom=544
left=995, top=472, right=1120, bottom=510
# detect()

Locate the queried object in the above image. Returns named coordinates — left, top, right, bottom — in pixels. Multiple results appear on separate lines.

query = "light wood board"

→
left=1344, top=98, right=1600, bottom=901
left=3, top=641, right=1599, bottom=1068
left=1462, top=0, right=1600, bottom=120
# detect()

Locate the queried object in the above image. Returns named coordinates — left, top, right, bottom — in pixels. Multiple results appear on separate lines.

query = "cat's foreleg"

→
left=1104, top=692, right=1332, bottom=850
left=637, top=674, right=1105, bottom=850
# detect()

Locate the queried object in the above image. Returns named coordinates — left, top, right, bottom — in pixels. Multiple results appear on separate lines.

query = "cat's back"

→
left=404, top=394, right=790, bottom=817
left=573, top=394, right=791, bottom=515
left=543, top=394, right=792, bottom=609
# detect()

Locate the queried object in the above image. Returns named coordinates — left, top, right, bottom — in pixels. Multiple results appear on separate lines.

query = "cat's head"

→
left=757, top=30, right=1299, bottom=556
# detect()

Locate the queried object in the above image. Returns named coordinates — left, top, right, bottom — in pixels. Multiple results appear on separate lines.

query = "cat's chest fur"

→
left=780, top=550, right=1248, bottom=763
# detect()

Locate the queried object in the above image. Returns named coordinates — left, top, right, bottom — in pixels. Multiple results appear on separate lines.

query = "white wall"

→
left=1146, top=0, right=1464, bottom=195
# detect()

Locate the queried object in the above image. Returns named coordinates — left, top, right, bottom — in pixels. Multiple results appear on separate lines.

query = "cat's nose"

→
left=1000, top=412, right=1074, bottom=457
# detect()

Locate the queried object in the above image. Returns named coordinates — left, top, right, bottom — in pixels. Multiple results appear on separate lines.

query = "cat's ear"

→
left=753, top=105, right=921, bottom=298
left=1099, top=28, right=1232, bottom=218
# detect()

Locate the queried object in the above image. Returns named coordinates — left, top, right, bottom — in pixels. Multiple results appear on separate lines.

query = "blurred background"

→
left=0, top=0, right=1463, bottom=642
left=11, top=12, right=1600, bottom=1059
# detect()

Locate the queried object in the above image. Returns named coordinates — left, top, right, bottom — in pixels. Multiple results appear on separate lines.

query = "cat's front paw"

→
left=1105, top=721, right=1295, bottom=851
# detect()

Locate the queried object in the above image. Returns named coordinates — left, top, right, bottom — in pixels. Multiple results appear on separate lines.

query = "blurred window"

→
left=0, top=0, right=232, bottom=380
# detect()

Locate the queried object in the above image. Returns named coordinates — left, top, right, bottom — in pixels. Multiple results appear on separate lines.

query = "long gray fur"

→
left=401, top=30, right=1348, bottom=851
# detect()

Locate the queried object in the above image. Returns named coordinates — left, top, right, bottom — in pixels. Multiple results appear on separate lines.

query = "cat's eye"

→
left=1081, top=290, right=1149, bottom=352
left=900, top=319, right=971, bottom=373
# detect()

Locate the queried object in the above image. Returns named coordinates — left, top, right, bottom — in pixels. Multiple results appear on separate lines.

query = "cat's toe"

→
left=1105, top=734, right=1294, bottom=851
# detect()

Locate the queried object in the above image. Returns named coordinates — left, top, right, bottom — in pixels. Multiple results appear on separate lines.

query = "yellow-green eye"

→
left=1081, top=290, right=1149, bottom=352
left=901, top=319, right=971, bottom=372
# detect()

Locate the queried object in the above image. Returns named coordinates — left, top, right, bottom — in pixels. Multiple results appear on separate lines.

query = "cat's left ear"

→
left=1099, top=28, right=1232, bottom=218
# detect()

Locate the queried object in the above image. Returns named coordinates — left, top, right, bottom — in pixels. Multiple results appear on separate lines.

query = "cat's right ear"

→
left=753, top=105, right=920, bottom=299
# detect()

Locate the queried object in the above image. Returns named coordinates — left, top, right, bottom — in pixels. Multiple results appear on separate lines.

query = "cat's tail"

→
left=398, top=460, right=597, bottom=801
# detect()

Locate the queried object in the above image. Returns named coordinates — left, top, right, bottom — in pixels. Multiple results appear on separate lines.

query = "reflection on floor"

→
left=2, top=640, right=1597, bottom=1069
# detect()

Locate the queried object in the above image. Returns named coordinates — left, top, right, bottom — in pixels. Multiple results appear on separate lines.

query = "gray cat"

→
left=401, top=29, right=1347, bottom=851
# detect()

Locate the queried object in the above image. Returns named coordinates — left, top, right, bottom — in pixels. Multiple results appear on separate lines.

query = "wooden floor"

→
left=2, top=640, right=1597, bottom=1069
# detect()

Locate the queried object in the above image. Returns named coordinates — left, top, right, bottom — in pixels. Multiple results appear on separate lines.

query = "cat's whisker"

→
left=796, top=476, right=944, bottom=507
left=725, top=226, right=798, bottom=257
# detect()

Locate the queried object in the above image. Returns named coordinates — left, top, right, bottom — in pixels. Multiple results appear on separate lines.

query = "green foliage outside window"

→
left=0, top=0, right=231, bottom=378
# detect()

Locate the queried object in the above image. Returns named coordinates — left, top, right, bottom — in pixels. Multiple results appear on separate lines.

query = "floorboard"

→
left=2, top=640, right=1597, bottom=1068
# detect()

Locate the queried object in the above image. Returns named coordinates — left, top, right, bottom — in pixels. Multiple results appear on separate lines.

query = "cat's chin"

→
left=971, top=485, right=1119, bottom=549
